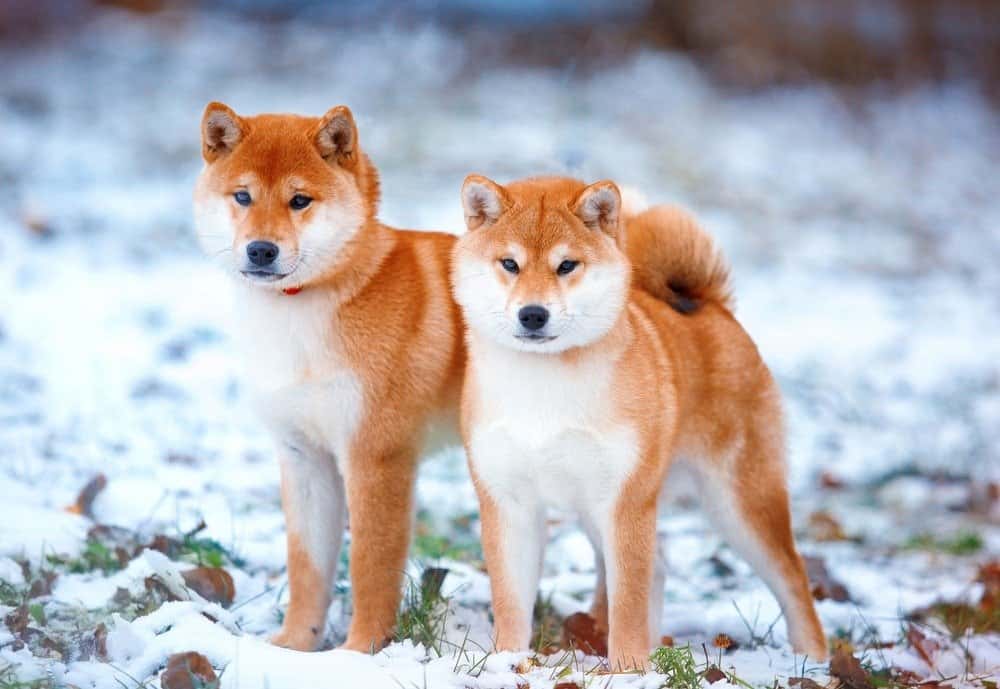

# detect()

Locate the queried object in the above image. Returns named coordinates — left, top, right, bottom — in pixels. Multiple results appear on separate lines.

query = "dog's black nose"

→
left=518, top=305, right=549, bottom=331
left=246, top=240, right=279, bottom=267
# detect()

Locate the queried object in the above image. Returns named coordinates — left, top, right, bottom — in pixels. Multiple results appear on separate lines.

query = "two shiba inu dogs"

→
left=193, top=104, right=827, bottom=667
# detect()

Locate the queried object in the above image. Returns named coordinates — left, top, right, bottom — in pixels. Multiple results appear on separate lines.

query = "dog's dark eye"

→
left=234, top=190, right=252, bottom=206
left=500, top=258, right=519, bottom=274
left=557, top=260, right=579, bottom=275
left=290, top=194, right=312, bottom=210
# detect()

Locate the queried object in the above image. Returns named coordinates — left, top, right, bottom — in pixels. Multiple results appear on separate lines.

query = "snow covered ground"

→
left=1, top=8, right=998, bottom=688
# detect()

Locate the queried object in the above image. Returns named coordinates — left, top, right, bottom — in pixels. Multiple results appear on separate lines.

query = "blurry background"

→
left=0, top=0, right=998, bottom=678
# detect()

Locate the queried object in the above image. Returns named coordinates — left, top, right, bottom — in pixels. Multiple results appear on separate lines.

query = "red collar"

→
left=282, top=287, right=302, bottom=296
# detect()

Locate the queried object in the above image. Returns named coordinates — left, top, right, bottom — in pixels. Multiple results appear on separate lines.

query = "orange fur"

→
left=194, top=103, right=464, bottom=652
left=454, top=176, right=826, bottom=669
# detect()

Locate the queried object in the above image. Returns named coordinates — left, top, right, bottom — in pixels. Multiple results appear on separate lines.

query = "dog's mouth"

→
left=515, top=333, right=557, bottom=344
left=240, top=270, right=288, bottom=282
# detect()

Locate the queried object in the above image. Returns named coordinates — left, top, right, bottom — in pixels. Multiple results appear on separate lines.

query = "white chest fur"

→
left=467, top=337, right=639, bottom=510
left=234, top=285, right=363, bottom=466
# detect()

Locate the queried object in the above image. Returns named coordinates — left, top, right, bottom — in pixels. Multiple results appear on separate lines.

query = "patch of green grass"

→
left=902, top=531, right=983, bottom=556
left=104, top=578, right=177, bottom=622
left=916, top=602, right=1000, bottom=636
left=46, top=537, right=123, bottom=575
left=27, top=603, right=45, bottom=626
left=178, top=535, right=236, bottom=568
left=0, top=579, right=22, bottom=607
left=530, top=593, right=563, bottom=653
left=412, top=532, right=482, bottom=563
left=649, top=645, right=700, bottom=689
left=412, top=510, right=482, bottom=564
left=0, top=561, right=58, bottom=617
left=0, top=664, right=56, bottom=689
left=395, top=568, right=451, bottom=656
left=48, top=521, right=245, bottom=575
left=867, top=668, right=916, bottom=689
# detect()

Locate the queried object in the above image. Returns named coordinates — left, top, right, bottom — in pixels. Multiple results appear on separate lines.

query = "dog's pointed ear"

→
left=573, top=180, right=621, bottom=237
left=315, top=105, right=358, bottom=165
left=202, top=102, right=244, bottom=163
left=461, top=175, right=510, bottom=231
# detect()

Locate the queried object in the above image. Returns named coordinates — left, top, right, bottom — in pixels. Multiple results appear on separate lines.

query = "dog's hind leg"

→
left=691, top=432, right=827, bottom=660
left=580, top=515, right=609, bottom=635
left=648, top=531, right=667, bottom=646
left=341, top=443, right=419, bottom=653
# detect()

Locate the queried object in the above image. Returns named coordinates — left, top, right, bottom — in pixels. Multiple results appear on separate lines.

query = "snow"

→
left=1, top=6, right=998, bottom=689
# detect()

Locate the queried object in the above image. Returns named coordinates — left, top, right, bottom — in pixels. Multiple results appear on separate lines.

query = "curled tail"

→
left=626, top=204, right=734, bottom=314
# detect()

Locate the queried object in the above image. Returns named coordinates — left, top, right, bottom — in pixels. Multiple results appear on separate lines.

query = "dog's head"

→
left=453, top=176, right=630, bottom=354
left=193, top=102, right=379, bottom=290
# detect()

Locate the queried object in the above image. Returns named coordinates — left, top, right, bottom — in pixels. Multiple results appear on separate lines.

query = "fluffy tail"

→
left=626, top=205, right=734, bottom=314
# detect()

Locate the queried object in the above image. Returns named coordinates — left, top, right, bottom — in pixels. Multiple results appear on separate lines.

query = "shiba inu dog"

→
left=453, top=176, right=827, bottom=669
left=193, top=103, right=464, bottom=652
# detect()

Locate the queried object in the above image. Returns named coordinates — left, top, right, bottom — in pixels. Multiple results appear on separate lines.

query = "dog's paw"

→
left=338, top=632, right=391, bottom=654
left=270, top=624, right=322, bottom=652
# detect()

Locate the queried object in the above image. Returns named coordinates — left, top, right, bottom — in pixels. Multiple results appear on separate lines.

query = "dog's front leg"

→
left=476, top=484, right=547, bottom=652
left=272, top=441, right=347, bottom=651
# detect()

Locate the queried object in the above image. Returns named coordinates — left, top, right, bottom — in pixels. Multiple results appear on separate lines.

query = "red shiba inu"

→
left=193, top=103, right=464, bottom=652
left=452, top=176, right=827, bottom=669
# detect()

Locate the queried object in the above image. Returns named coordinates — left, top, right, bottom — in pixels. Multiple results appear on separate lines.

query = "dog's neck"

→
left=300, top=219, right=396, bottom=305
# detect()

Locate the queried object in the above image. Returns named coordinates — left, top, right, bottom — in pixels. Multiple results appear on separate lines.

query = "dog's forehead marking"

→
left=506, top=242, right=526, bottom=261
left=550, top=243, right=570, bottom=262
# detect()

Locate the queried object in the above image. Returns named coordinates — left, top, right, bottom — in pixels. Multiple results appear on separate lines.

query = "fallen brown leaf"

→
left=420, top=567, right=449, bottom=600
left=76, top=622, right=109, bottom=662
left=4, top=605, right=29, bottom=635
left=805, top=556, right=851, bottom=602
left=515, top=656, right=541, bottom=674
left=145, top=575, right=181, bottom=603
left=906, top=625, right=939, bottom=669
left=27, top=570, right=57, bottom=599
left=704, top=666, right=727, bottom=684
left=978, top=560, right=1000, bottom=613
left=146, top=533, right=183, bottom=559
left=181, top=567, right=235, bottom=607
left=892, top=669, right=922, bottom=685
left=808, top=511, right=848, bottom=542
left=789, top=677, right=826, bottom=689
left=829, top=648, right=873, bottom=689
left=562, top=612, right=608, bottom=656
left=161, top=651, right=218, bottom=689
left=65, top=474, right=107, bottom=519
left=94, top=622, right=108, bottom=661
left=820, top=472, right=846, bottom=490
left=554, top=683, right=581, bottom=689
